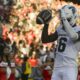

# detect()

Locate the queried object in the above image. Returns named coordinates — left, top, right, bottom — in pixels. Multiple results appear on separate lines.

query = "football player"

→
left=36, top=5, right=80, bottom=80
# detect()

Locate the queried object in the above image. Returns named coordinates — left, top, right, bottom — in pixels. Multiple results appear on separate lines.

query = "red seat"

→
left=8, top=73, right=15, bottom=80
left=0, top=70, right=7, bottom=80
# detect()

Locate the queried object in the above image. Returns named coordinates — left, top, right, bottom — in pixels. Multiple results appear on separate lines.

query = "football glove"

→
left=60, top=9, right=66, bottom=20
left=36, top=9, right=52, bottom=24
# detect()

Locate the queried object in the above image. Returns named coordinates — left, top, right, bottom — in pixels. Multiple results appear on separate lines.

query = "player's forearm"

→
left=41, top=24, right=49, bottom=43
left=41, top=24, right=58, bottom=43
left=62, top=19, right=78, bottom=41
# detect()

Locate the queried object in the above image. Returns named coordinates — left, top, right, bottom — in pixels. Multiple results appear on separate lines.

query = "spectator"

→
left=21, top=56, right=32, bottom=80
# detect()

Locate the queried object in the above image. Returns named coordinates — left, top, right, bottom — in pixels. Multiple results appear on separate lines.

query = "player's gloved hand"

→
left=60, top=9, right=66, bottom=20
left=36, top=9, right=52, bottom=24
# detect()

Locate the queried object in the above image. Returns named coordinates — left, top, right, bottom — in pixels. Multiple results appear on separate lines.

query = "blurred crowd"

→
left=0, top=0, right=80, bottom=80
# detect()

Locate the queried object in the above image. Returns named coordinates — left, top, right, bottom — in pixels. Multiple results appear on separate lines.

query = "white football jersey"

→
left=54, top=25, right=80, bottom=68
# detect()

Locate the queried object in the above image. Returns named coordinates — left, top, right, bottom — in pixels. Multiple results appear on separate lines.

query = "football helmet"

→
left=61, top=5, right=77, bottom=26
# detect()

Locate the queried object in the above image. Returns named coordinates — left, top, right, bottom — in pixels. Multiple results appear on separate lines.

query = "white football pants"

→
left=51, top=67, right=78, bottom=80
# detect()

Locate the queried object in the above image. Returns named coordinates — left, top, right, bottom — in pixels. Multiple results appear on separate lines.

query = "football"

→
left=36, top=9, right=52, bottom=24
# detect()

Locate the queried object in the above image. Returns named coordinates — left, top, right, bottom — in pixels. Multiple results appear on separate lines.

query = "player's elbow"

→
left=70, top=34, right=78, bottom=41
left=41, top=38, right=48, bottom=43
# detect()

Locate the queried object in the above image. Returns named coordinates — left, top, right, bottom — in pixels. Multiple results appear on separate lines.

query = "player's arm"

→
left=61, top=9, right=78, bottom=41
left=36, top=9, right=58, bottom=43
left=41, top=23, right=58, bottom=43
left=62, top=19, right=78, bottom=41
